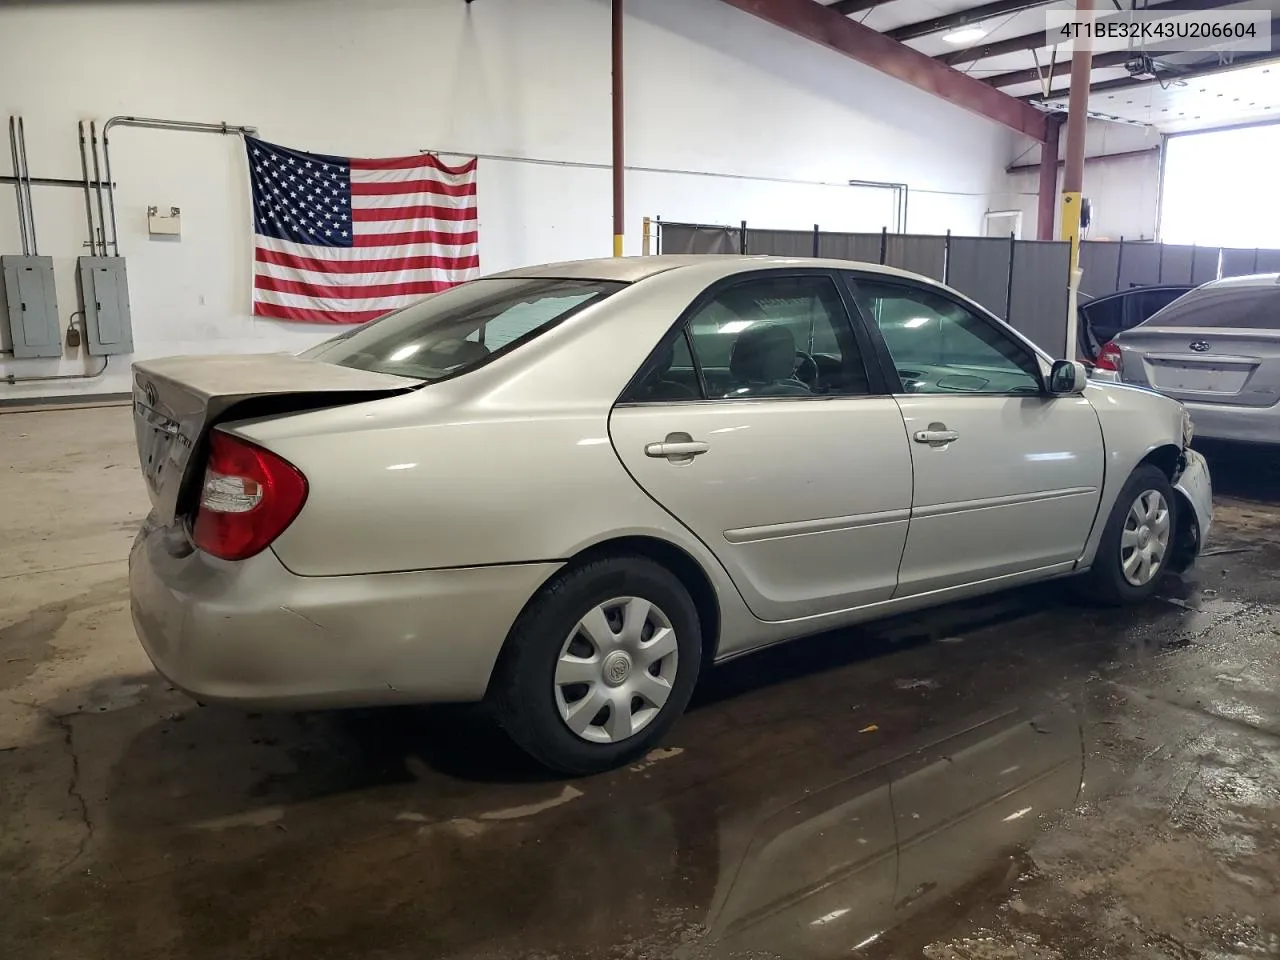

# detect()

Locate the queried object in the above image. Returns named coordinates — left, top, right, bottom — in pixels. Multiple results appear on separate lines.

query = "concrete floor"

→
left=2, top=406, right=1279, bottom=960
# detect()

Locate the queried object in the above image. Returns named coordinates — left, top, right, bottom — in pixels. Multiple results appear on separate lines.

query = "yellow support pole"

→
left=1060, top=192, right=1083, bottom=274
left=641, top=216, right=651, bottom=256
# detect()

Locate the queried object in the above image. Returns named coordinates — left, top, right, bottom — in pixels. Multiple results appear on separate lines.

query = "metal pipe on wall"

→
left=99, top=116, right=258, bottom=256
left=611, top=0, right=625, bottom=257
left=7, top=117, right=29, bottom=256
left=102, top=130, right=119, bottom=255
left=77, top=121, right=98, bottom=255
left=17, top=118, right=38, bottom=255
left=89, top=121, right=108, bottom=256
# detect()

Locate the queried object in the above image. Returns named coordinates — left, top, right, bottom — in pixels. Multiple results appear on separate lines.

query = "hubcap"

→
left=1121, top=489, right=1171, bottom=587
left=554, top=596, right=679, bottom=744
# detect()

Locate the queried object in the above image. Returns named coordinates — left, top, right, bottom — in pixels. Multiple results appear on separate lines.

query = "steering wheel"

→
left=794, top=351, right=819, bottom=389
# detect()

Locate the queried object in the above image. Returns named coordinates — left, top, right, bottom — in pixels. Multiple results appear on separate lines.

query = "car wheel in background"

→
left=1084, top=464, right=1178, bottom=606
left=491, top=555, right=702, bottom=775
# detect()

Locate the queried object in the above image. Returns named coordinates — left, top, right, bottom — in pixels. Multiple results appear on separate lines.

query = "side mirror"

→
left=1048, top=359, right=1089, bottom=395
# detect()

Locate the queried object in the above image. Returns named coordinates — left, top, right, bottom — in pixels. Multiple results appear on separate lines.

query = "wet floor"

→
left=2, top=407, right=1279, bottom=959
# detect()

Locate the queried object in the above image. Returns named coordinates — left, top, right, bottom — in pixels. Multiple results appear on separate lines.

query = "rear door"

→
left=845, top=274, right=1104, bottom=597
left=1117, top=285, right=1280, bottom=407
left=609, top=270, right=914, bottom=624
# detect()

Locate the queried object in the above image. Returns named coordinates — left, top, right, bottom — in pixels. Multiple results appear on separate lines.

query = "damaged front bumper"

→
left=1171, top=448, right=1213, bottom=571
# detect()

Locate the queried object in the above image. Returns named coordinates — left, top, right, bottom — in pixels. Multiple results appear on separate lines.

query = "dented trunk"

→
left=131, top=353, right=422, bottom=525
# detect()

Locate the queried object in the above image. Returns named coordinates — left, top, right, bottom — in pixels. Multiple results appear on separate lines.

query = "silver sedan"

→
left=129, top=256, right=1213, bottom=773
left=1093, top=273, right=1280, bottom=445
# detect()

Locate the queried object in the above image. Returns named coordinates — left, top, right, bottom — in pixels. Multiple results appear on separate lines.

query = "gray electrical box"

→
left=78, top=257, right=133, bottom=356
left=1, top=256, right=61, bottom=359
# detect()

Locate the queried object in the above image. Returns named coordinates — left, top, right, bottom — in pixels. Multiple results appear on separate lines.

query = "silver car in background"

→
left=1096, top=274, right=1280, bottom=444
left=129, top=256, right=1212, bottom=774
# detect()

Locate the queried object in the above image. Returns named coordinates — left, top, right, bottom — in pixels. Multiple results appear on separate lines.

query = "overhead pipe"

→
left=17, top=118, right=38, bottom=254
left=100, top=116, right=258, bottom=256
left=77, top=121, right=98, bottom=256
left=7, top=117, right=29, bottom=255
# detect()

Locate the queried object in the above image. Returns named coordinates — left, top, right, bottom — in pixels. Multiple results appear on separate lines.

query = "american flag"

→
left=246, top=137, right=478, bottom=323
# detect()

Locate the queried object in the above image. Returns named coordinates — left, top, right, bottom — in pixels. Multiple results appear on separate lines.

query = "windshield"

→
left=302, top=278, right=625, bottom=380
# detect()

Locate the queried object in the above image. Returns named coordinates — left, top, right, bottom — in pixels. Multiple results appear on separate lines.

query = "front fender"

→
left=1078, top=381, right=1189, bottom=570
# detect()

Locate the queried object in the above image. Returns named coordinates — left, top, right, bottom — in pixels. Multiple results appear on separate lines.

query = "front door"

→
left=609, top=271, right=914, bottom=626
left=846, top=275, right=1105, bottom=597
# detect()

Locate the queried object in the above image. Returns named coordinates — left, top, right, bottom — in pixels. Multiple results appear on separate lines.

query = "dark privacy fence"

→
left=1079, top=240, right=1280, bottom=300
left=659, top=221, right=1071, bottom=358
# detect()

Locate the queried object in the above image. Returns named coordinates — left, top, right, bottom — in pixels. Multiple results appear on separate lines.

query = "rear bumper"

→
left=1182, top=399, right=1280, bottom=445
left=129, top=518, right=560, bottom=709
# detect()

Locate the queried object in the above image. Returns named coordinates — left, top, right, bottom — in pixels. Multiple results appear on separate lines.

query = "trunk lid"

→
left=132, top=353, right=422, bottom=525
left=1116, top=326, right=1280, bottom=408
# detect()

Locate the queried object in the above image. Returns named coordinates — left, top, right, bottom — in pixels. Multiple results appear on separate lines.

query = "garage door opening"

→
left=1160, top=122, right=1280, bottom=247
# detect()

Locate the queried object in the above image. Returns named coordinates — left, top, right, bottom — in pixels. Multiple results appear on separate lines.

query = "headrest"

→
left=729, top=323, right=796, bottom=382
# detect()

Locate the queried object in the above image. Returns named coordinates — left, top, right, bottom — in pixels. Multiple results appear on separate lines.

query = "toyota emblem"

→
left=1189, top=340, right=1210, bottom=352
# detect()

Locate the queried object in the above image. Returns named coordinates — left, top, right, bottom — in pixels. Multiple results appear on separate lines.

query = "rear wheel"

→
left=1084, top=465, right=1177, bottom=606
left=491, top=555, right=701, bottom=775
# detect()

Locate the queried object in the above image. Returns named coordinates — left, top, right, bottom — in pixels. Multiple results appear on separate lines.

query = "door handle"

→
left=645, top=432, right=709, bottom=462
left=913, top=428, right=959, bottom=445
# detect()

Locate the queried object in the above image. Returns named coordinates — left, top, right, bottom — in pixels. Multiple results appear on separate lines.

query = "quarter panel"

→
left=261, top=408, right=686, bottom=574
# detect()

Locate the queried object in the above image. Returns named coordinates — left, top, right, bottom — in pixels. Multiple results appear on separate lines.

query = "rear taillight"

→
left=1095, top=341, right=1124, bottom=374
left=192, top=432, right=308, bottom=561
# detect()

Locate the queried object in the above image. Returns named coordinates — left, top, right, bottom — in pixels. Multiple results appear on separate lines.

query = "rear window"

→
left=302, top=278, right=624, bottom=380
left=1143, top=286, right=1280, bottom=330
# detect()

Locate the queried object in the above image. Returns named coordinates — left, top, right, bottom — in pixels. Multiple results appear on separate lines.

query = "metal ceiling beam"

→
left=713, top=0, right=1049, bottom=139
left=887, top=0, right=1056, bottom=43
left=827, top=0, right=887, bottom=14
left=986, top=49, right=1132, bottom=88
left=1028, top=47, right=1280, bottom=100
left=937, top=0, right=1244, bottom=66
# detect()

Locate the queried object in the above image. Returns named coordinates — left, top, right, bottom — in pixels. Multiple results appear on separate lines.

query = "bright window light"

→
left=942, top=27, right=986, bottom=44
left=1160, top=124, right=1280, bottom=247
left=903, top=316, right=932, bottom=328
left=718, top=320, right=754, bottom=334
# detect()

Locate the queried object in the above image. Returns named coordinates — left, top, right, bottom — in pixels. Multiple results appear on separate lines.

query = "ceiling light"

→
left=942, top=26, right=986, bottom=44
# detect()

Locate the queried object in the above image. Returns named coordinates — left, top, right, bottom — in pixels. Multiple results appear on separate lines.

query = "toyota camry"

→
left=129, top=256, right=1213, bottom=773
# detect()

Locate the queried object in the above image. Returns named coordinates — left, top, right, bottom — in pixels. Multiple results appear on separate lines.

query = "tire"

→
left=491, top=555, right=702, bottom=775
left=1084, top=464, right=1178, bottom=606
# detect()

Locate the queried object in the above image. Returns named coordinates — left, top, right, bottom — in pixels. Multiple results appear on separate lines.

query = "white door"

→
left=609, top=272, right=914, bottom=625
left=846, top=275, right=1105, bottom=597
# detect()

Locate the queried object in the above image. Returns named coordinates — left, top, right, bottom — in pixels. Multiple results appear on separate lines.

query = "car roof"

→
left=1196, top=272, right=1280, bottom=292
left=486, top=255, right=932, bottom=285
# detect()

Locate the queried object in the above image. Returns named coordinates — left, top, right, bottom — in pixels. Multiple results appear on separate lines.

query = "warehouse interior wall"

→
left=0, top=0, right=1013, bottom=400
left=993, top=122, right=1162, bottom=242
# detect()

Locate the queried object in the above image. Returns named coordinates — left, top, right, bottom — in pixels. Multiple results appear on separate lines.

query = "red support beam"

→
left=1036, top=115, right=1062, bottom=240
left=713, top=0, right=1049, bottom=141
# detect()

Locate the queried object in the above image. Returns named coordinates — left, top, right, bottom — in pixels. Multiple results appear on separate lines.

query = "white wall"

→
left=992, top=121, right=1162, bottom=242
left=1, top=0, right=1013, bottom=400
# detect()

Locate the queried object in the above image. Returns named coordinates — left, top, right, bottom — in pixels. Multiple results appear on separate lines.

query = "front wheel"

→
left=491, top=555, right=702, bottom=775
left=1084, top=464, right=1178, bottom=606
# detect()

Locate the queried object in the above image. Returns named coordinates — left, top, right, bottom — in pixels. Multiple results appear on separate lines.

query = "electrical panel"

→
left=78, top=257, right=133, bottom=356
left=0, top=256, right=61, bottom=359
